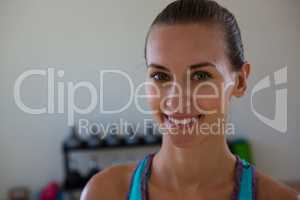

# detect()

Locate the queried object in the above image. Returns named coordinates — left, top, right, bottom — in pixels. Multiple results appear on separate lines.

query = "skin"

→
left=81, top=24, right=299, bottom=200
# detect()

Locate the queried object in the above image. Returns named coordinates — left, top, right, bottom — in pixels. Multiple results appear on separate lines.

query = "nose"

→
left=163, top=81, right=192, bottom=114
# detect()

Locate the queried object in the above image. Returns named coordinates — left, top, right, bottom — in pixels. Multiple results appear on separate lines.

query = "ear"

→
left=232, top=62, right=251, bottom=97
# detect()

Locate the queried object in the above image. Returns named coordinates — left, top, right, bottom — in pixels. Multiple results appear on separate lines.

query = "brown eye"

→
left=191, top=71, right=212, bottom=81
left=150, top=72, right=171, bottom=81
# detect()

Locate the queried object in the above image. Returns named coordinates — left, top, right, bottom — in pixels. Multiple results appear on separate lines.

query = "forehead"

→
left=146, top=23, right=227, bottom=68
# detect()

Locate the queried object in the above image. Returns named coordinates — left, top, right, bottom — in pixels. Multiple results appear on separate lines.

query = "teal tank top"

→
left=126, top=153, right=256, bottom=200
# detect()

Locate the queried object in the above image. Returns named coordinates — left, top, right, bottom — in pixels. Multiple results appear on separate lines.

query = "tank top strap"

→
left=126, top=154, right=153, bottom=200
left=237, top=157, right=256, bottom=200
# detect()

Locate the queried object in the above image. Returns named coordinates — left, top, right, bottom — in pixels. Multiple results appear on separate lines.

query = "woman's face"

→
left=145, top=23, right=244, bottom=148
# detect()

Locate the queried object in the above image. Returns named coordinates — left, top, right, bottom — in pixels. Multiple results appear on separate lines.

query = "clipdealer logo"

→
left=250, top=67, right=288, bottom=133
left=13, top=67, right=288, bottom=133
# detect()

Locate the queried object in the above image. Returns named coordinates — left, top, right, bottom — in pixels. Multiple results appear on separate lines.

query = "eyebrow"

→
left=148, top=62, right=216, bottom=71
left=189, top=62, right=216, bottom=69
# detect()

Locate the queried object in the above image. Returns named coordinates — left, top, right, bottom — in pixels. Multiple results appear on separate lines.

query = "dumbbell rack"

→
left=62, top=136, right=162, bottom=191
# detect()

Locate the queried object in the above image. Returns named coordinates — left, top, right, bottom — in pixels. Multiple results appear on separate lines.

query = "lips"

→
left=163, top=114, right=203, bottom=129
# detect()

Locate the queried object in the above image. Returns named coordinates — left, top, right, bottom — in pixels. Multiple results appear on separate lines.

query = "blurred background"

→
left=0, top=0, right=299, bottom=199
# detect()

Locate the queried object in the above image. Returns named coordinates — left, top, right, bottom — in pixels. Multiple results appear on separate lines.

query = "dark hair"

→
left=145, top=0, right=245, bottom=71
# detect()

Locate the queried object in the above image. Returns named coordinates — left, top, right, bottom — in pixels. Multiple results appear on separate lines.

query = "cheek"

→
left=192, top=82, right=229, bottom=113
left=194, top=97, right=220, bottom=114
left=145, top=83, right=162, bottom=111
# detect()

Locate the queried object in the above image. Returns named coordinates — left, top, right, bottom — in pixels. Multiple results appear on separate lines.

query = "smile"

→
left=163, top=114, right=203, bottom=129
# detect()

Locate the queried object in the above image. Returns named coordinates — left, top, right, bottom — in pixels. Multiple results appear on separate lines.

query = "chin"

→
left=164, top=132, right=208, bottom=149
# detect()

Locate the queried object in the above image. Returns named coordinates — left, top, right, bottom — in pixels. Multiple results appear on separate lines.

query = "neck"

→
left=151, top=135, right=236, bottom=192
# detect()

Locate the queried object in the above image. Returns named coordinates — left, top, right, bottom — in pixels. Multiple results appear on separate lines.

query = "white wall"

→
left=0, top=0, right=299, bottom=197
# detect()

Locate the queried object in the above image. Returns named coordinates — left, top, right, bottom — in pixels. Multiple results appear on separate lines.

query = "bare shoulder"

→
left=255, top=170, right=299, bottom=200
left=80, top=162, right=137, bottom=200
